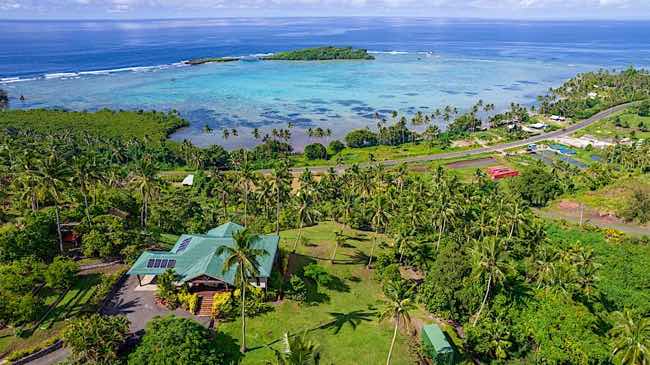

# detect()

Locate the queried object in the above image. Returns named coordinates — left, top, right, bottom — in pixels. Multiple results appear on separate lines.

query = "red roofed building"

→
left=486, top=166, right=519, bottom=180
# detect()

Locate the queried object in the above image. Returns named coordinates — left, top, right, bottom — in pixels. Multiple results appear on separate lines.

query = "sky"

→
left=1, top=0, right=649, bottom=19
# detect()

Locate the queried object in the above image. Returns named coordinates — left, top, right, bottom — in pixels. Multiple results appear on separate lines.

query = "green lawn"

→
left=218, top=222, right=417, bottom=364
left=574, top=109, right=650, bottom=141
left=0, top=273, right=102, bottom=356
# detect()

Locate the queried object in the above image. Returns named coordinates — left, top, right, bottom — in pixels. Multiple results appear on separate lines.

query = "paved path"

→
left=281, top=103, right=632, bottom=174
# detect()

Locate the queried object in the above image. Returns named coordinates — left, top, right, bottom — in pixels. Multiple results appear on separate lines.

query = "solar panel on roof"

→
left=153, top=258, right=162, bottom=268
left=160, top=259, right=168, bottom=268
left=167, top=259, right=176, bottom=268
left=146, top=259, right=155, bottom=268
left=177, top=237, right=192, bottom=252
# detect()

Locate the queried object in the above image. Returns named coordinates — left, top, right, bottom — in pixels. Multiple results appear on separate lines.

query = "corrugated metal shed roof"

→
left=422, top=324, right=454, bottom=354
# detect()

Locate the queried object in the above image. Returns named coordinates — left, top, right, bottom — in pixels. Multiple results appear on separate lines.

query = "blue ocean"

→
left=2, top=18, right=650, bottom=148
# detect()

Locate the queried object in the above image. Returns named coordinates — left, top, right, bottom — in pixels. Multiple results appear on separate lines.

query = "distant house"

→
left=549, top=115, right=566, bottom=122
left=528, top=122, right=548, bottom=130
left=127, top=222, right=279, bottom=291
left=486, top=166, right=519, bottom=180
left=181, top=174, right=194, bottom=186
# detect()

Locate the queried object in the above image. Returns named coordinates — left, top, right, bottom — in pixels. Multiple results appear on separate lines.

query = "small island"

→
left=185, top=46, right=374, bottom=65
left=184, top=57, right=240, bottom=66
left=260, top=46, right=375, bottom=61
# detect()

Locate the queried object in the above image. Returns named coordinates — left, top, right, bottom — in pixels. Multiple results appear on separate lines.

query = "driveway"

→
left=27, top=276, right=210, bottom=365
left=102, top=276, right=211, bottom=333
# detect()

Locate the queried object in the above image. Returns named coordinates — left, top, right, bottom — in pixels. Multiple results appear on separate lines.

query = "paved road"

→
left=283, top=102, right=632, bottom=174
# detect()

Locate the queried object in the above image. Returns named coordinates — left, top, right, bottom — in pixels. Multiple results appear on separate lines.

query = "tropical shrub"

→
left=156, top=269, right=178, bottom=309
left=178, top=291, right=199, bottom=314
left=212, top=292, right=235, bottom=319
left=304, top=143, right=328, bottom=160
left=128, top=316, right=228, bottom=364
left=303, top=263, right=333, bottom=287
left=286, top=275, right=308, bottom=302
left=345, top=129, right=378, bottom=148
left=44, top=256, right=78, bottom=291
left=620, top=187, right=650, bottom=224
left=63, top=314, right=130, bottom=365
left=328, top=140, right=345, bottom=154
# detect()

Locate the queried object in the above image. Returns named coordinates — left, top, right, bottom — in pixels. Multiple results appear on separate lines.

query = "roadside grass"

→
left=574, top=109, right=650, bottom=141
left=292, top=142, right=469, bottom=168
left=218, top=222, right=417, bottom=364
left=552, top=174, right=650, bottom=214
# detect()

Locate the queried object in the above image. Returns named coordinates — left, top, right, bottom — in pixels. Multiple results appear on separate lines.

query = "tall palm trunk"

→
left=473, top=273, right=492, bottom=326
left=240, top=272, right=247, bottom=353
left=55, top=204, right=63, bottom=253
left=386, top=316, right=399, bottom=365
left=275, top=189, right=281, bottom=235
left=436, top=217, right=446, bottom=251
left=31, top=192, right=37, bottom=212
left=222, top=192, right=228, bottom=219
left=82, top=190, right=91, bottom=224
left=244, top=185, right=248, bottom=226
left=331, top=241, right=338, bottom=263
left=508, top=205, right=519, bottom=240
left=292, top=220, right=303, bottom=252
left=368, top=236, right=377, bottom=269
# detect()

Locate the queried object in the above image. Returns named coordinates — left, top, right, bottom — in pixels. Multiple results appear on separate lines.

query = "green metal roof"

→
left=422, top=324, right=454, bottom=354
left=127, top=223, right=278, bottom=285
left=206, top=222, right=245, bottom=238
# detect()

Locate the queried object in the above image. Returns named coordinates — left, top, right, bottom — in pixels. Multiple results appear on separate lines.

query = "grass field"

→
left=291, top=142, right=471, bottom=168
left=552, top=174, right=650, bottom=214
left=218, top=222, right=419, bottom=364
left=574, top=109, right=650, bottom=141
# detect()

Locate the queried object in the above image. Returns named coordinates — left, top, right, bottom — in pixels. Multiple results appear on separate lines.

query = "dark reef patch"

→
left=334, top=99, right=365, bottom=106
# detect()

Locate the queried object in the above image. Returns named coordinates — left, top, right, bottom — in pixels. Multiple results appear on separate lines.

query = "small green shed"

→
left=421, top=324, right=455, bottom=365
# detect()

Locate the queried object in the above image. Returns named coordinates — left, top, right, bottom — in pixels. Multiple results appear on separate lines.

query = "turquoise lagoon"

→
left=3, top=52, right=596, bottom=149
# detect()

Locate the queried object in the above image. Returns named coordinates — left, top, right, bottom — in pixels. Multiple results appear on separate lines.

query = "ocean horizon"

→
left=2, top=17, right=650, bottom=149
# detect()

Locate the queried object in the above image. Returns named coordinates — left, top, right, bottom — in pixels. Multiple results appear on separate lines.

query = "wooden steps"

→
left=196, top=291, right=217, bottom=317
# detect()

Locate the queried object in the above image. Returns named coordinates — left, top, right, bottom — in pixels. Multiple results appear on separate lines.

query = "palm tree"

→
left=71, top=156, right=100, bottom=224
left=130, top=156, right=161, bottom=229
left=271, top=163, right=291, bottom=235
left=236, top=152, right=255, bottom=226
left=252, top=128, right=261, bottom=140
left=610, top=310, right=650, bottom=365
left=470, top=237, right=510, bottom=325
left=293, top=183, right=319, bottom=252
left=369, top=195, right=390, bottom=268
left=331, top=231, right=345, bottom=263
left=216, top=229, right=268, bottom=353
left=379, top=280, right=415, bottom=365
left=37, top=153, right=71, bottom=253
left=272, top=332, right=321, bottom=365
